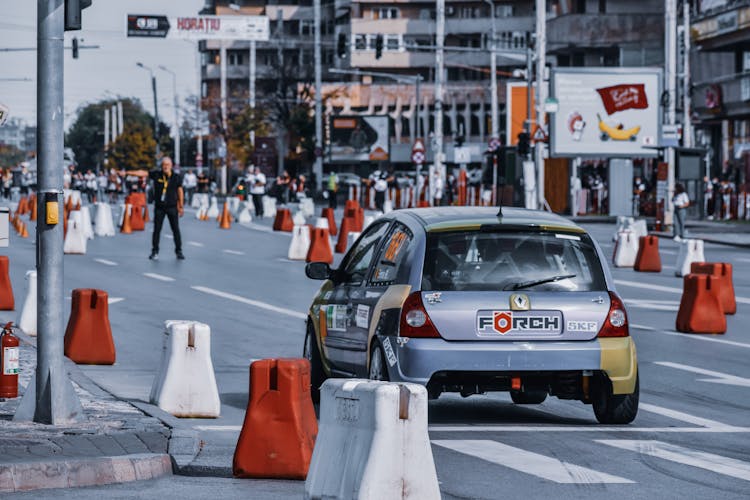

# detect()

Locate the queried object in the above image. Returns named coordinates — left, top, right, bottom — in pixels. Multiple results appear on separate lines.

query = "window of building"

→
left=419, top=8, right=434, bottom=20
left=574, top=0, right=586, bottom=13
left=300, top=19, right=314, bottom=36
left=459, top=7, right=481, bottom=18
left=373, top=7, right=399, bottom=19
left=385, top=34, right=401, bottom=51
left=228, top=51, right=244, bottom=66
left=496, top=4, right=514, bottom=18
left=353, top=34, right=367, bottom=51
left=599, top=0, right=607, bottom=14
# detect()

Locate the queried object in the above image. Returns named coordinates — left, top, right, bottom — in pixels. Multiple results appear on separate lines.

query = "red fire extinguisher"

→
left=1, top=322, right=19, bottom=398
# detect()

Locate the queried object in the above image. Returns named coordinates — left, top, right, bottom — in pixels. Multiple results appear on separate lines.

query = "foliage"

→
left=0, top=144, right=25, bottom=168
left=107, top=122, right=157, bottom=170
left=226, top=104, right=270, bottom=167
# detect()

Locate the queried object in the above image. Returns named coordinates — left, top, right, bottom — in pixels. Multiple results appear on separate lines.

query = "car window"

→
left=370, top=224, right=413, bottom=285
left=422, top=230, right=607, bottom=292
left=341, top=221, right=390, bottom=284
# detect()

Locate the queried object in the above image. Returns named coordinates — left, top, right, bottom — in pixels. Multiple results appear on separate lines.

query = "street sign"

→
left=661, top=124, right=681, bottom=147
left=488, top=137, right=501, bottom=151
left=0, top=102, right=9, bottom=126
left=532, top=125, right=548, bottom=143
left=412, top=139, right=425, bottom=164
left=126, top=15, right=270, bottom=41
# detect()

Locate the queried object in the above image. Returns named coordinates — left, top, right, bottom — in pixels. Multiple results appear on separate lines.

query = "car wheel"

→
left=368, top=342, right=390, bottom=382
left=593, top=373, right=639, bottom=425
left=303, top=323, right=326, bottom=404
left=510, top=390, right=547, bottom=404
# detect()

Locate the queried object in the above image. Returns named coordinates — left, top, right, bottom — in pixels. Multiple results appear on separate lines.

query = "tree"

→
left=0, top=144, right=25, bottom=168
left=226, top=104, right=269, bottom=167
left=107, top=122, right=157, bottom=171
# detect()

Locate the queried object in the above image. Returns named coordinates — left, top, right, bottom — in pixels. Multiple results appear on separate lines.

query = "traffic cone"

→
left=306, top=228, right=333, bottom=264
left=219, top=202, right=232, bottom=229
left=321, top=208, right=337, bottom=236
left=691, top=262, right=736, bottom=315
left=29, top=199, right=37, bottom=221
left=143, top=205, right=150, bottom=222
left=74, top=200, right=81, bottom=211
left=634, top=235, right=662, bottom=272
left=676, top=274, right=726, bottom=334
left=120, top=205, right=132, bottom=234
left=335, top=216, right=353, bottom=254
left=17, top=197, right=28, bottom=215
left=65, top=195, right=72, bottom=213
left=20, top=222, right=28, bottom=238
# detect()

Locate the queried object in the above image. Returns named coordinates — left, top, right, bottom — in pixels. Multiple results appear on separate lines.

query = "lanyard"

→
left=161, top=173, right=170, bottom=196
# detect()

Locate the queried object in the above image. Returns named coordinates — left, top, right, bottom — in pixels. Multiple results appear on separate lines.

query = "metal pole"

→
left=110, top=104, right=117, bottom=145
left=682, top=0, right=693, bottom=149
left=16, top=0, right=82, bottom=425
left=220, top=40, right=227, bottom=194
left=434, top=0, right=445, bottom=206
left=152, top=75, right=160, bottom=158
left=313, top=0, right=323, bottom=191
left=535, top=0, right=547, bottom=210
left=103, top=109, right=109, bottom=152
left=117, top=100, right=123, bottom=137
left=665, top=0, right=677, bottom=225
left=415, top=75, right=421, bottom=138
left=196, top=42, right=203, bottom=161
left=249, top=39, right=256, bottom=146
left=159, top=67, right=180, bottom=167
left=485, top=0, right=498, bottom=205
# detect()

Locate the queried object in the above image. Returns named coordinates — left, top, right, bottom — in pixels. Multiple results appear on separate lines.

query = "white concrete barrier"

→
left=300, top=197, right=315, bottom=218
left=63, top=211, right=87, bottom=255
left=288, top=225, right=312, bottom=260
left=227, top=196, right=241, bottom=217
left=675, top=239, right=705, bottom=277
left=314, top=217, right=329, bottom=230
left=207, top=196, right=220, bottom=219
left=293, top=210, right=307, bottom=226
left=94, top=203, right=115, bottom=237
left=149, top=320, right=221, bottom=418
left=237, top=202, right=253, bottom=223
left=195, top=204, right=206, bottom=220
left=613, top=230, right=638, bottom=267
left=630, top=219, right=648, bottom=240
left=362, top=215, right=375, bottom=230
left=305, top=379, right=440, bottom=500
left=262, top=196, right=277, bottom=218
left=613, top=216, right=634, bottom=241
left=17, top=270, right=36, bottom=337
left=117, top=204, right=126, bottom=227
left=383, top=199, right=393, bottom=214
left=80, top=205, right=94, bottom=240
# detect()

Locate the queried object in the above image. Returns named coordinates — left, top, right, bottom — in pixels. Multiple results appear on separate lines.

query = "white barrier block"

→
left=613, top=216, right=634, bottom=241
left=675, top=239, right=705, bottom=277
left=300, top=197, right=315, bottom=218
left=305, top=379, right=440, bottom=500
left=293, top=210, right=307, bottom=226
left=383, top=199, right=393, bottom=214
left=362, top=215, right=375, bottom=229
left=347, top=232, right=361, bottom=250
left=613, top=230, right=638, bottom=267
left=17, top=270, right=36, bottom=337
left=80, top=205, right=94, bottom=240
left=195, top=204, right=206, bottom=220
left=288, top=225, right=312, bottom=260
left=206, top=196, right=220, bottom=219
left=629, top=219, right=648, bottom=240
left=71, top=190, right=82, bottom=207
left=94, top=203, right=115, bottom=237
left=237, top=202, right=253, bottom=223
left=63, top=211, right=87, bottom=255
left=314, top=217, right=329, bottom=230
left=262, top=196, right=277, bottom=217
left=227, top=196, right=241, bottom=216
left=149, top=320, right=221, bottom=418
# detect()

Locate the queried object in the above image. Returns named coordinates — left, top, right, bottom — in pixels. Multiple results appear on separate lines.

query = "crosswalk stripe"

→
left=639, top=402, right=735, bottom=429
left=432, top=440, right=633, bottom=484
left=597, top=440, right=750, bottom=482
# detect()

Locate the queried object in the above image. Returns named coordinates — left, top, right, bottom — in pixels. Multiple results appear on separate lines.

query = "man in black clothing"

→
left=149, top=157, right=185, bottom=260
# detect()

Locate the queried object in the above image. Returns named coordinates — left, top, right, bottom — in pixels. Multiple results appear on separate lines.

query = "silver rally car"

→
left=304, top=207, right=639, bottom=424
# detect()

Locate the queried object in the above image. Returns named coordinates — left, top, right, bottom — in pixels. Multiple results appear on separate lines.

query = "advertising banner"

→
left=328, top=115, right=390, bottom=163
left=127, top=15, right=269, bottom=41
left=550, top=68, right=662, bottom=157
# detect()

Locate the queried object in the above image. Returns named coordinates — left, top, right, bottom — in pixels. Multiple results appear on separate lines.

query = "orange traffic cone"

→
left=120, top=205, right=132, bottom=234
left=142, top=205, right=150, bottom=222
left=74, top=200, right=81, bottom=211
left=19, top=222, right=28, bottom=238
left=29, top=199, right=37, bottom=221
left=11, top=213, right=20, bottom=233
left=16, top=197, right=28, bottom=215
left=219, top=202, right=232, bottom=229
left=65, top=195, right=72, bottom=213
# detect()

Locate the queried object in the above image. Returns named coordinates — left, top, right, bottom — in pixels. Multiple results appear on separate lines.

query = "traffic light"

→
left=72, top=37, right=79, bottom=59
left=375, top=34, right=383, bottom=59
left=337, top=33, right=347, bottom=58
left=65, top=0, right=92, bottom=31
left=517, top=132, right=530, bottom=157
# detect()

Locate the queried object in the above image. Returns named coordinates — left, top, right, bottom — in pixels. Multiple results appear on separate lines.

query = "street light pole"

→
left=136, top=62, right=160, bottom=161
left=313, top=0, right=323, bottom=191
left=159, top=65, right=180, bottom=167
left=535, top=0, right=547, bottom=210
left=665, top=0, right=677, bottom=226
left=434, top=0, right=445, bottom=206
left=485, top=0, right=498, bottom=205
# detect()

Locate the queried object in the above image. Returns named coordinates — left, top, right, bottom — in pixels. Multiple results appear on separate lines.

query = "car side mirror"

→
left=305, top=261, right=333, bottom=280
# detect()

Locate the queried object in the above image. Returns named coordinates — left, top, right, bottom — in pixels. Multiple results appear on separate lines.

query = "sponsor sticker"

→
left=326, top=305, right=348, bottom=332
left=566, top=320, right=598, bottom=333
left=476, top=310, right=562, bottom=336
left=382, top=337, right=397, bottom=367
left=3, top=347, right=19, bottom=375
left=323, top=291, right=333, bottom=300
left=355, top=304, right=370, bottom=328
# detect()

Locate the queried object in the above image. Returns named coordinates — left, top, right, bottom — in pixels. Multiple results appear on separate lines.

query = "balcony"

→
left=693, top=75, right=750, bottom=119
left=546, top=13, right=663, bottom=51
left=692, top=5, right=750, bottom=51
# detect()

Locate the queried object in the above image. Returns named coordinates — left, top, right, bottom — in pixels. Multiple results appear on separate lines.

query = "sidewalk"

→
left=0, top=328, right=180, bottom=494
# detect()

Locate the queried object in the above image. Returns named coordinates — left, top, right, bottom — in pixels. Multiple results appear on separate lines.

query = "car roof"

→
left=390, top=207, right=586, bottom=234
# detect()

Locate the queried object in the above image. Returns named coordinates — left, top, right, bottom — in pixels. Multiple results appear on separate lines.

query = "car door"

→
left=347, top=222, right=414, bottom=377
left=323, top=220, right=391, bottom=375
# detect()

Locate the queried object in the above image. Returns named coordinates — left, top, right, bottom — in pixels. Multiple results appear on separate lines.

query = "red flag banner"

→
left=596, top=84, right=648, bottom=115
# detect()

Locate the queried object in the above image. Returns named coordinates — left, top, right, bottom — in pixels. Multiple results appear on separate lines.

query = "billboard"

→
left=550, top=68, right=662, bottom=157
left=328, top=115, right=390, bottom=163
left=126, top=15, right=270, bottom=41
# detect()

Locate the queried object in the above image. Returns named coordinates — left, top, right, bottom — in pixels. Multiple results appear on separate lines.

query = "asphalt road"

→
left=3, top=206, right=750, bottom=499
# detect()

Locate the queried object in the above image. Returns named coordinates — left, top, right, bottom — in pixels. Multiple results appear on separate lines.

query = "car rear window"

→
left=422, top=230, right=607, bottom=292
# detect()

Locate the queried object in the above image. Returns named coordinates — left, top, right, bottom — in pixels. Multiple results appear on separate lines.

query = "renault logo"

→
left=510, top=293, right=530, bottom=311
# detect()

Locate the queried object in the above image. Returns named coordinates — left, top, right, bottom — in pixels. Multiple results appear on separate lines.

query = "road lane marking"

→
left=625, top=299, right=679, bottom=311
left=193, top=425, right=242, bottom=432
left=432, top=440, right=633, bottom=483
left=108, top=297, right=124, bottom=305
left=244, top=223, right=273, bottom=233
left=191, top=285, right=306, bottom=320
left=597, top=440, right=750, bottom=482
left=165, top=234, right=173, bottom=239
left=428, top=426, right=749, bottom=433
left=94, top=258, right=118, bottom=266
left=631, top=325, right=750, bottom=349
left=654, top=361, right=750, bottom=388
left=143, top=272, right=175, bottom=282
left=615, top=279, right=750, bottom=305
left=223, top=249, right=245, bottom=255
left=188, top=241, right=204, bottom=247
left=660, top=250, right=677, bottom=255
left=638, top=402, right=735, bottom=429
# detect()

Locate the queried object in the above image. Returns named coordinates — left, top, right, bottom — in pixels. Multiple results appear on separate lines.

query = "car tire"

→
left=593, top=373, right=639, bottom=425
left=510, top=390, right=547, bottom=404
left=368, top=341, right=390, bottom=382
left=303, top=323, right=326, bottom=404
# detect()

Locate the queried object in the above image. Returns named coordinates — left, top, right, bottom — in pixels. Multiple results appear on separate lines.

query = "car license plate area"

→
left=475, top=309, right=563, bottom=337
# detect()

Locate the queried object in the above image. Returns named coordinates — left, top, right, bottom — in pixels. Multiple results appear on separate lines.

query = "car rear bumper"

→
left=387, top=336, right=637, bottom=394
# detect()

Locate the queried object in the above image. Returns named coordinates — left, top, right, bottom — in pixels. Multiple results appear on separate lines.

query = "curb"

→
left=0, top=453, right=172, bottom=494
left=649, top=231, right=750, bottom=249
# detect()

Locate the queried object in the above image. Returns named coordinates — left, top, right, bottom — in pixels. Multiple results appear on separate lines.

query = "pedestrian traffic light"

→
left=375, top=34, right=383, bottom=60
left=517, top=132, right=530, bottom=157
left=64, top=0, right=93, bottom=31
left=337, top=33, right=347, bottom=58
left=72, top=37, right=79, bottom=59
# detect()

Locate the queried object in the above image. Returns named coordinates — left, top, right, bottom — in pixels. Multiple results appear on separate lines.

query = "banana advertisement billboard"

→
left=550, top=68, right=662, bottom=157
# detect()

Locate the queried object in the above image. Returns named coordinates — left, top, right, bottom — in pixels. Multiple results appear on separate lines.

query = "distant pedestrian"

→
left=183, top=169, right=197, bottom=205
left=326, top=171, right=339, bottom=209
left=149, top=157, right=184, bottom=260
left=672, top=182, right=689, bottom=241
left=248, top=166, right=266, bottom=218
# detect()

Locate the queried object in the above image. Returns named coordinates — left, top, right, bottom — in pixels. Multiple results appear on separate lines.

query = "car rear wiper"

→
left=508, top=274, right=577, bottom=291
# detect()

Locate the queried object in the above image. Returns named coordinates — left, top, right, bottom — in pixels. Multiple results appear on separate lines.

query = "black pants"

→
left=152, top=205, right=182, bottom=254
left=252, top=193, right=264, bottom=218
left=374, top=190, right=386, bottom=212
left=327, top=190, right=337, bottom=209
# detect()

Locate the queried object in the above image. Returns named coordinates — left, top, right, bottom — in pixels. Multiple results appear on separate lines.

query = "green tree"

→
left=226, top=104, right=269, bottom=167
left=0, top=144, right=25, bottom=168
left=107, top=122, right=157, bottom=171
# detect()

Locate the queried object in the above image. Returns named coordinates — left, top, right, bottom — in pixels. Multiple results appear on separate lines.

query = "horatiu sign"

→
left=127, top=14, right=269, bottom=41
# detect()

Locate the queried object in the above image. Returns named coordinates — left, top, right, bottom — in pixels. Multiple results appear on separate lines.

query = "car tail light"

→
left=597, top=291, right=629, bottom=338
left=400, top=292, right=441, bottom=338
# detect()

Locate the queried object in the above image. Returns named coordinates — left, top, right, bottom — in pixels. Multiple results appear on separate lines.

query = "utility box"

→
left=0, top=207, right=9, bottom=247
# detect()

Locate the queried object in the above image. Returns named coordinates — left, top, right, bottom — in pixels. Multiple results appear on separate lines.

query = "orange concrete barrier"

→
left=306, top=228, right=333, bottom=264
left=344, top=199, right=359, bottom=212
left=129, top=202, right=145, bottom=231
left=690, top=262, right=736, bottom=315
left=676, top=274, right=726, bottom=334
left=321, top=208, right=337, bottom=236
left=273, top=208, right=294, bottom=232
left=19, top=222, right=28, bottom=239
left=0, top=257, right=14, bottom=310
left=120, top=205, right=132, bottom=234
left=142, top=205, right=150, bottom=222
left=634, top=235, right=662, bottom=272
left=335, top=216, right=354, bottom=254
left=219, top=202, right=232, bottom=229
left=63, top=289, right=115, bottom=364
left=29, top=198, right=37, bottom=221
left=417, top=200, right=430, bottom=208
left=16, top=197, right=28, bottom=216
left=233, top=358, right=317, bottom=479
